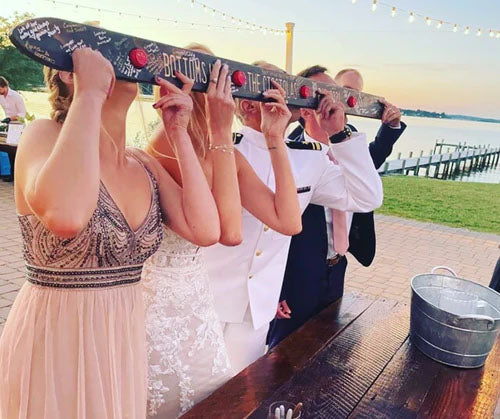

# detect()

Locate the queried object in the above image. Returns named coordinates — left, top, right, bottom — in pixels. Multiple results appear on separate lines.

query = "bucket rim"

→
left=410, top=273, right=500, bottom=321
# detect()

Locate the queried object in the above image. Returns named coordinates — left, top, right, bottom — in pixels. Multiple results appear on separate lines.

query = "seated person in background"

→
left=268, top=65, right=406, bottom=349
left=0, top=76, right=26, bottom=123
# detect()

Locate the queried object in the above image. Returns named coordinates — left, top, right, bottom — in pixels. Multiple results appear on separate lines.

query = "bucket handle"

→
left=431, top=266, right=457, bottom=277
left=458, top=314, right=496, bottom=330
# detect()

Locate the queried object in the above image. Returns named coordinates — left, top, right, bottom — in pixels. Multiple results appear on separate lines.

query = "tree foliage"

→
left=0, top=12, right=44, bottom=91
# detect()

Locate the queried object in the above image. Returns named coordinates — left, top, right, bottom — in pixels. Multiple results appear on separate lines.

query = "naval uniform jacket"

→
left=202, top=126, right=383, bottom=330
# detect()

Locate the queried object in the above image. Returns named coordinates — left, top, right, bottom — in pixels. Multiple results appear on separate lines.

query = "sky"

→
left=4, top=0, right=500, bottom=118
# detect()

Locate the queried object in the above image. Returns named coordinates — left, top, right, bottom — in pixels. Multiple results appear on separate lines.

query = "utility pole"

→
left=285, top=22, right=295, bottom=74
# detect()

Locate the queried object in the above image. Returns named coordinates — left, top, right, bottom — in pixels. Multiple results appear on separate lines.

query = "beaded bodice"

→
left=18, top=165, right=163, bottom=288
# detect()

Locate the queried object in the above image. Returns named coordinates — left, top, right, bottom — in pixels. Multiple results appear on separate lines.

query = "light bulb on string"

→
left=190, top=0, right=194, bottom=8
left=371, top=0, right=377, bottom=12
left=496, top=32, right=500, bottom=38
left=425, top=17, right=431, bottom=26
left=212, top=8, right=216, bottom=16
left=489, top=30, right=494, bottom=38
left=203, top=5, right=207, bottom=12
left=222, top=13, right=226, bottom=20
left=453, top=24, right=458, bottom=32
left=437, top=20, right=443, bottom=29
left=352, top=0, right=357, bottom=4
left=464, top=26, right=470, bottom=35
left=476, top=28, right=482, bottom=36
left=391, top=7, right=396, bottom=18
left=408, top=12, right=415, bottom=23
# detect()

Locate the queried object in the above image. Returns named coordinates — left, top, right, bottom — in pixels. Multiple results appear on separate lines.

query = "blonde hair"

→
left=334, top=68, right=363, bottom=84
left=44, top=66, right=73, bottom=124
left=153, top=42, right=215, bottom=158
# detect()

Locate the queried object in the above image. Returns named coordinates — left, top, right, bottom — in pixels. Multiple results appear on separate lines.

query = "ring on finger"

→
left=210, top=78, right=218, bottom=83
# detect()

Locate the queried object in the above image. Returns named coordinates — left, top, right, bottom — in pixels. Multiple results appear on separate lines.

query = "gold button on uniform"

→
left=249, top=274, right=253, bottom=279
left=256, top=250, right=262, bottom=257
left=263, top=225, right=269, bottom=232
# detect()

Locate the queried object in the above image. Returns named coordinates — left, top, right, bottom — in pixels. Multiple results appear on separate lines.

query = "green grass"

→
left=379, top=176, right=500, bottom=234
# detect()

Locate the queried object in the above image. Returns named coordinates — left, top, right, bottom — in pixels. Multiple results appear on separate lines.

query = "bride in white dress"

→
left=142, top=44, right=302, bottom=418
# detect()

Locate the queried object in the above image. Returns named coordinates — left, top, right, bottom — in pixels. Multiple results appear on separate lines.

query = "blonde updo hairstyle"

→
left=43, top=66, right=73, bottom=124
left=153, top=43, right=214, bottom=158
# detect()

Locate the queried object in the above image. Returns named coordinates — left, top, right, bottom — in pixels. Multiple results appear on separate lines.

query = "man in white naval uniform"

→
left=203, top=62, right=384, bottom=375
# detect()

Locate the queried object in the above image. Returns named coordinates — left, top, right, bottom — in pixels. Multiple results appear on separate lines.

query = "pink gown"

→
left=0, top=165, right=163, bottom=419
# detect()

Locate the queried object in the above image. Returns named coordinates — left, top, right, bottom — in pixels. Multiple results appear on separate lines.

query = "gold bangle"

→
left=209, top=144, right=235, bottom=154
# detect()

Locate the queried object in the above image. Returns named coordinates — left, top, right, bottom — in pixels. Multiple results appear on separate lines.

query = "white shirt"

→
left=203, top=126, right=383, bottom=330
left=0, top=88, right=26, bottom=119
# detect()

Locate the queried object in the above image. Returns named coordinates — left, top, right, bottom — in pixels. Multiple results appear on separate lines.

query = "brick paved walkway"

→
left=0, top=180, right=499, bottom=336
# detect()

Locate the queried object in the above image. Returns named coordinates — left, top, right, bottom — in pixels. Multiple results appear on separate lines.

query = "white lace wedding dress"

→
left=142, top=226, right=232, bottom=418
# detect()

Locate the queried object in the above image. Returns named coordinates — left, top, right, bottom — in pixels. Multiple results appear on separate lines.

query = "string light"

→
left=40, top=0, right=285, bottom=35
left=349, top=1, right=499, bottom=41
left=187, top=0, right=285, bottom=34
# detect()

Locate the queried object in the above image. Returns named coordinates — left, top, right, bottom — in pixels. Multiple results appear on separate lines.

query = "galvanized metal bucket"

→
left=410, top=266, right=500, bottom=368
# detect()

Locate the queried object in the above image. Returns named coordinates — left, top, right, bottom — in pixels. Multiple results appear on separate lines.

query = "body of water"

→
left=348, top=115, right=500, bottom=184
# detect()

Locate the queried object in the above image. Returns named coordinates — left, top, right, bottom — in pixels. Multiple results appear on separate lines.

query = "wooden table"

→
left=182, top=293, right=500, bottom=418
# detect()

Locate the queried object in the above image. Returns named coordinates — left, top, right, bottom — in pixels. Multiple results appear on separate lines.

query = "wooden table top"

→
left=182, top=292, right=500, bottom=419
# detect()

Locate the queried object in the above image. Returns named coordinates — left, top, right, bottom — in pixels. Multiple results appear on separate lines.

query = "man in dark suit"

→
left=268, top=65, right=406, bottom=348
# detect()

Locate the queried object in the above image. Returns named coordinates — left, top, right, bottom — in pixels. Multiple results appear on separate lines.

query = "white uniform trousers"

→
left=221, top=305, right=269, bottom=376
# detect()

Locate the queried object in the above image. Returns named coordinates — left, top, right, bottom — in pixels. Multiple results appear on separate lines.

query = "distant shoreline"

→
left=401, top=109, right=500, bottom=125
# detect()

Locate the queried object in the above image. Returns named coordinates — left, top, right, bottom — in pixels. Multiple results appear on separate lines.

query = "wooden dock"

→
left=379, top=142, right=500, bottom=179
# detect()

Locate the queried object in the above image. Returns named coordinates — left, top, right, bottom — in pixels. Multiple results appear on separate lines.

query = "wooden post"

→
left=401, top=158, right=406, bottom=175
left=397, top=152, right=402, bottom=160
left=443, top=153, right=452, bottom=179
left=426, top=149, right=433, bottom=177
left=383, top=161, right=389, bottom=174
left=285, top=22, right=295, bottom=74
left=414, top=157, right=420, bottom=176
left=405, top=151, right=413, bottom=175
left=434, top=153, right=444, bottom=178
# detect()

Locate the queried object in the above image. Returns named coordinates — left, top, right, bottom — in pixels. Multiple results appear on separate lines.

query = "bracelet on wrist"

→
left=209, top=144, right=235, bottom=154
